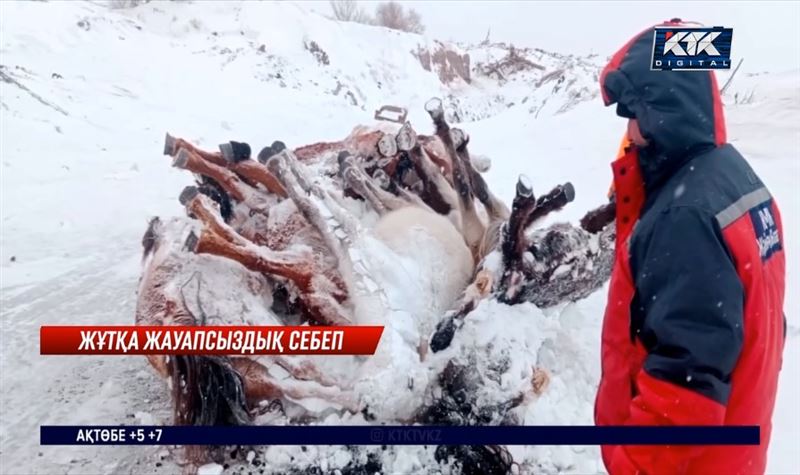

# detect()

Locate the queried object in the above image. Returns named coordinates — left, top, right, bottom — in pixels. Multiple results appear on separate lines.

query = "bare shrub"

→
left=330, top=0, right=371, bottom=24
left=374, top=1, right=425, bottom=34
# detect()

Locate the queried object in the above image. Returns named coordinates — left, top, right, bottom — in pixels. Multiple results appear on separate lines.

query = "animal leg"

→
left=373, top=168, right=434, bottom=212
left=182, top=194, right=350, bottom=321
left=502, top=175, right=538, bottom=264
left=397, top=122, right=461, bottom=223
left=580, top=200, right=616, bottom=233
left=164, top=133, right=227, bottom=166
left=424, top=98, right=485, bottom=261
left=214, top=143, right=287, bottom=197
left=338, top=151, right=414, bottom=215
left=450, top=127, right=510, bottom=223
left=181, top=188, right=246, bottom=245
left=521, top=182, right=576, bottom=231
left=166, top=134, right=287, bottom=197
left=189, top=228, right=350, bottom=326
left=174, top=148, right=270, bottom=206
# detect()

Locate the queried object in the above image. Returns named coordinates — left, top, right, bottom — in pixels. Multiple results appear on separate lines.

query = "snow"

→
left=1, top=1, right=798, bottom=474
left=197, top=463, right=224, bottom=475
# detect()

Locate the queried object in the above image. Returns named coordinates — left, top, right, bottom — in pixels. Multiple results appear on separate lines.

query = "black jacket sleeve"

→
left=630, top=205, right=744, bottom=404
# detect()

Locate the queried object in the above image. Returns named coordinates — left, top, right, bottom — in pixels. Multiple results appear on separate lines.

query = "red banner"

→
left=40, top=326, right=384, bottom=356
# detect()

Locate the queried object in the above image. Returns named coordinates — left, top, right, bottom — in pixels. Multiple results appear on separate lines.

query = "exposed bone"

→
left=265, top=152, right=363, bottom=324
left=268, top=153, right=351, bottom=271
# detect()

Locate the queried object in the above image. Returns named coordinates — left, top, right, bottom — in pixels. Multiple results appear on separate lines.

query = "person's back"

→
left=596, top=19, right=786, bottom=474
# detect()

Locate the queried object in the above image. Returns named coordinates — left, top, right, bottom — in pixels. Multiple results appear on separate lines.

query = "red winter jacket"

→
left=595, top=22, right=786, bottom=475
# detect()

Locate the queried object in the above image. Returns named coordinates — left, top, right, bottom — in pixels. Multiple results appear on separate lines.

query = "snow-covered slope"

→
left=1, top=1, right=798, bottom=474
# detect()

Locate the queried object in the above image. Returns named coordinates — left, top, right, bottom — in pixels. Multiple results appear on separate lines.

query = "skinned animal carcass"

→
left=136, top=99, right=616, bottom=471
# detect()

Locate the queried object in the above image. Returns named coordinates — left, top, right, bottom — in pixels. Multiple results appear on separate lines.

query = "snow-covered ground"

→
left=1, top=1, right=798, bottom=474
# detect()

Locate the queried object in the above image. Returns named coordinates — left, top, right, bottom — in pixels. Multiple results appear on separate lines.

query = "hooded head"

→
left=600, top=20, right=727, bottom=190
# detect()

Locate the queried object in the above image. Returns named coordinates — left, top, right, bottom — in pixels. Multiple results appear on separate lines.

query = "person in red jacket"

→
left=596, top=20, right=787, bottom=474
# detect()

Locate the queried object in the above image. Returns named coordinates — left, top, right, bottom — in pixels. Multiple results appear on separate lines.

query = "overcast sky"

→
left=311, top=1, right=800, bottom=73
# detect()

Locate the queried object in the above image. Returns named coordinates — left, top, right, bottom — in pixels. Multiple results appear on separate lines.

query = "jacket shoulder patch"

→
left=750, top=200, right=781, bottom=260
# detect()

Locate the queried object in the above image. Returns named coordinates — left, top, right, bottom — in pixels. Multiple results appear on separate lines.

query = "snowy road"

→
left=0, top=243, right=181, bottom=473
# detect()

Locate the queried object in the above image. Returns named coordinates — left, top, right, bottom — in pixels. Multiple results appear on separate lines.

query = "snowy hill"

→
left=1, top=1, right=798, bottom=474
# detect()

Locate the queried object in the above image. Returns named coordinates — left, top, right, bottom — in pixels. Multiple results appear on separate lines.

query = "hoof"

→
left=219, top=142, right=234, bottom=161
left=163, top=132, right=176, bottom=156
left=258, top=141, right=287, bottom=165
left=430, top=316, right=457, bottom=353
left=516, top=174, right=533, bottom=198
left=562, top=182, right=575, bottom=203
left=173, top=148, right=191, bottom=169
left=219, top=141, right=251, bottom=163
left=424, top=97, right=444, bottom=119
left=179, top=186, right=199, bottom=206
left=257, top=145, right=274, bottom=164
left=271, top=140, right=287, bottom=154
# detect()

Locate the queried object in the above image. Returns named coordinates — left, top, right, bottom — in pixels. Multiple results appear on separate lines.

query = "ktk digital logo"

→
left=651, top=26, right=733, bottom=71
